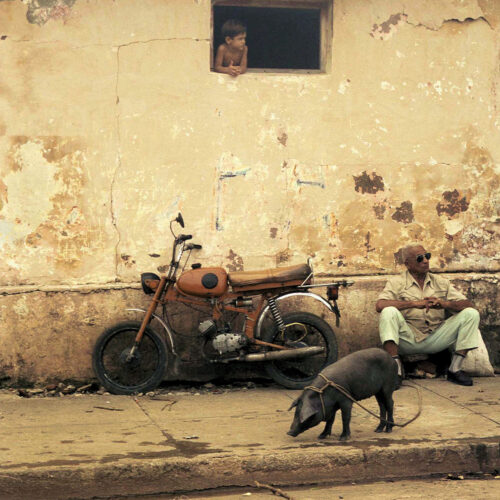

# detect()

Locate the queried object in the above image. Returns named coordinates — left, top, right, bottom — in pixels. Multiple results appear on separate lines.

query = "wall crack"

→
left=110, top=44, right=123, bottom=281
left=405, top=16, right=493, bottom=31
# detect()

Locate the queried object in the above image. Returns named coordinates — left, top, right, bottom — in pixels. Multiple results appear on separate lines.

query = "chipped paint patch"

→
left=444, top=218, right=464, bottom=237
left=226, top=249, right=243, bottom=271
left=392, top=201, right=414, bottom=224
left=277, top=129, right=288, bottom=146
left=380, top=81, right=395, bottom=91
left=337, top=79, right=351, bottom=94
left=25, top=0, right=76, bottom=26
left=276, top=248, right=291, bottom=265
left=0, top=136, right=100, bottom=272
left=353, top=171, right=385, bottom=195
left=436, top=189, right=470, bottom=218
left=371, top=13, right=408, bottom=40
left=373, top=201, right=387, bottom=219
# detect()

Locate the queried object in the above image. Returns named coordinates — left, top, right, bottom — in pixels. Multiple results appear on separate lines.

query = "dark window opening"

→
left=213, top=6, right=321, bottom=71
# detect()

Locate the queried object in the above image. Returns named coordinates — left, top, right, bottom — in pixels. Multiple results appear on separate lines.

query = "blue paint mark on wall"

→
left=215, top=168, right=250, bottom=231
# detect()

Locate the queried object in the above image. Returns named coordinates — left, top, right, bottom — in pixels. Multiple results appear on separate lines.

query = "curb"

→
left=1, top=438, right=498, bottom=499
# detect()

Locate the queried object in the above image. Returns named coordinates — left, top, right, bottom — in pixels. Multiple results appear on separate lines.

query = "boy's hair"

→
left=221, top=19, right=246, bottom=39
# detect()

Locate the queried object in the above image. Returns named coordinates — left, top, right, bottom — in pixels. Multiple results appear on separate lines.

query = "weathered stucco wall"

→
left=0, top=0, right=499, bottom=384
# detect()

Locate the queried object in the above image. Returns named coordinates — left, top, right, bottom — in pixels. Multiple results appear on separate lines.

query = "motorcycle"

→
left=92, top=213, right=353, bottom=394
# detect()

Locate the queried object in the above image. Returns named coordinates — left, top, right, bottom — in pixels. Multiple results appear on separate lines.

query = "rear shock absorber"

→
left=268, top=296, right=285, bottom=332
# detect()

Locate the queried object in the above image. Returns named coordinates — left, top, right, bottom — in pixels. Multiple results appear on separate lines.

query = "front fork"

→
left=127, top=276, right=168, bottom=361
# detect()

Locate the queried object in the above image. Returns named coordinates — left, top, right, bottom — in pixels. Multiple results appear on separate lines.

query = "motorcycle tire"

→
left=261, top=312, right=338, bottom=390
left=92, top=321, right=168, bottom=395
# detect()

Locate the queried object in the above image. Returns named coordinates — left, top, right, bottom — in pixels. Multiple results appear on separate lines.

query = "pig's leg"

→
left=338, top=401, right=352, bottom=441
left=384, top=392, right=394, bottom=433
left=374, top=392, right=387, bottom=433
left=318, top=407, right=338, bottom=440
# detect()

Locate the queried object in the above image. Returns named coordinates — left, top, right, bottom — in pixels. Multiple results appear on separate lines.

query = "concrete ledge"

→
left=1, top=439, right=499, bottom=500
left=0, top=272, right=498, bottom=384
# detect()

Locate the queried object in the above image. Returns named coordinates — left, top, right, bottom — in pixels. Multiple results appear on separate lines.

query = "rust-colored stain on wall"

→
left=353, top=171, right=385, bottom=195
left=436, top=190, right=470, bottom=218
left=391, top=201, right=414, bottom=224
left=226, top=249, right=244, bottom=272
left=372, top=201, right=387, bottom=220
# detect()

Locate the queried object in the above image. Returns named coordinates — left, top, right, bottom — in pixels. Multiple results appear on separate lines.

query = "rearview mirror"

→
left=175, top=213, right=184, bottom=228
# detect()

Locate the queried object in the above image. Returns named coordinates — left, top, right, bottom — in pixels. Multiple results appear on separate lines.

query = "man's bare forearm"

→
left=440, top=299, right=474, bottom=312
left=376, top=299, right=420, bottom=313
left=376, top=298, right=474, bottom=313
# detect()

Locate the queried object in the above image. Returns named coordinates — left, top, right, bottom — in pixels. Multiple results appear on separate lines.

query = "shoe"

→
left=447, top=370, right=473, bottom=386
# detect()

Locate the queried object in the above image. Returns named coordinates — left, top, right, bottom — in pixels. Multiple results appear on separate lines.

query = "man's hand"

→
left=424, top=296, right=445, bottom=310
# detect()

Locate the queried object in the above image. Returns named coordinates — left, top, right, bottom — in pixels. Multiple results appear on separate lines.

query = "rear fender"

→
left=255, top=292, right=334, bottom=339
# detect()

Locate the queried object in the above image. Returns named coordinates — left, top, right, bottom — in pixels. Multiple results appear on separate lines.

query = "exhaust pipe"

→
left=243, top=346, right=325, bottom=362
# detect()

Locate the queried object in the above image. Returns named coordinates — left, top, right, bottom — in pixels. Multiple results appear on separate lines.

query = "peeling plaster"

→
left=371, top=13, right=408, bottom=40
left=0, top=136, right=99, bottom=272
left=436, top=189, right=470, bottom=218
left=353, top=171, right=385, bottom=195
left=226, top=249, right=243, bottom=272
left=391, top=201, right=414, bottom=224
left=24, top=0, right=76, bottom=26
left=373, top=201, right=387, bottom=220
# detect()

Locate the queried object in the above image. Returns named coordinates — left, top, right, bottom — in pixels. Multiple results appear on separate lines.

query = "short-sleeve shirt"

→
left=378, top=271, right=467, bottom=341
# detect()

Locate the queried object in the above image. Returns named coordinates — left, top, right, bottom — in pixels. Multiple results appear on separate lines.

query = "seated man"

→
left=376, top=244, right=479, bottom=387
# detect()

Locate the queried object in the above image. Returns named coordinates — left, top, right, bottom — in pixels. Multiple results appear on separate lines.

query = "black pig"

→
left=287, top=348, right=398, bottom=441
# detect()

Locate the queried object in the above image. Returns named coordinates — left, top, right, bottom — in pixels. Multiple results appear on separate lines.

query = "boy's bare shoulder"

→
left=216, top=43, right=227, bottom=54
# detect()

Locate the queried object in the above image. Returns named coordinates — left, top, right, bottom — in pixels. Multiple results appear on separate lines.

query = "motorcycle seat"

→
left=228, top=263, right=311, bottom=288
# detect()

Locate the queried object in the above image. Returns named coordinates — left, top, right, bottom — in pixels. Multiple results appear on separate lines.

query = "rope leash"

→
left=304, top=373, right=422, bottom=428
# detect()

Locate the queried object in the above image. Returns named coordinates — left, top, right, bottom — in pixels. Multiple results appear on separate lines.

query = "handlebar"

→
left=185, top=243, right=202, bottom=251
left=177, top=234, right=192, bottom=242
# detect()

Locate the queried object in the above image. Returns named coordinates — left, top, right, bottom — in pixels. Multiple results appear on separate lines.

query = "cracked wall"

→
left=0, top=0, right=499, bottom=382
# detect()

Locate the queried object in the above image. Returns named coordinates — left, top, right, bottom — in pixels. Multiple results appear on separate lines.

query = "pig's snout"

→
left=287, top=429, right=299, bottom=437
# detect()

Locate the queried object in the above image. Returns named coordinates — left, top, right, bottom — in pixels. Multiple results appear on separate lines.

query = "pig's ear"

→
left=300, top=397, right=322, bottom=424
left=288, top=398, right=299, bottom=411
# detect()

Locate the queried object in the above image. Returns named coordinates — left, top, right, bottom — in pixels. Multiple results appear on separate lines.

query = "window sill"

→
left=211, top=68, right=326, bottom=75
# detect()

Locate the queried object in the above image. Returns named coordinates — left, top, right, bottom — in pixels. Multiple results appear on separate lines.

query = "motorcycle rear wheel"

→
left=261, top=312, right=338, bottom=389
left=92, top=321, right=167, bottom=395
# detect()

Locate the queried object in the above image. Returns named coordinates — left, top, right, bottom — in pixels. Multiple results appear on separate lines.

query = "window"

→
left=212, top=1, right=333, bottom=73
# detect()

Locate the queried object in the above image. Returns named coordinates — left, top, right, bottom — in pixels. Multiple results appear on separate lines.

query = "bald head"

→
left=402, top=244, right=430, bottom=275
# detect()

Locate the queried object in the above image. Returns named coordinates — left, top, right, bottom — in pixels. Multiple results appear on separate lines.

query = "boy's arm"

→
left=214, top=45, right=238, bottom=75
left=214, top=45, right=226, bottom=73
left=238, top=46, right=248, bottom=74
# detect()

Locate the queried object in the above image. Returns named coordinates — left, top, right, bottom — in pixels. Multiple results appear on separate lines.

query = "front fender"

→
left=255, top=292, right=334, bottom=339
left=125, top=308, right=177, bottom=356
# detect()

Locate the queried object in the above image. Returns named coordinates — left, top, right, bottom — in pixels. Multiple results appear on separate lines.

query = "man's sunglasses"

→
left=416, top=253, right=431, bottom=263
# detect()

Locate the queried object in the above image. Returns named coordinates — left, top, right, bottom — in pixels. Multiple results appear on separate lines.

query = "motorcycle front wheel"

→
left=261, top=312, right=338, bottom=389
left=92, top=321, right=168, bottom=395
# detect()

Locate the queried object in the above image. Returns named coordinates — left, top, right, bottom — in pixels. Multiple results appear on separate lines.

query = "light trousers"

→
left=379, top=306, right=480, bottom=354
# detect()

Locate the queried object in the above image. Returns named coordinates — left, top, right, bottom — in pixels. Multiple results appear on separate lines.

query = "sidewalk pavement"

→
left=0, top=376, right=499, bottom=500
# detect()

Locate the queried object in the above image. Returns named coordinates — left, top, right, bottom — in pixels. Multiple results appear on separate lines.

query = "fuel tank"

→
left=176, top=267, right=228, bottom=297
